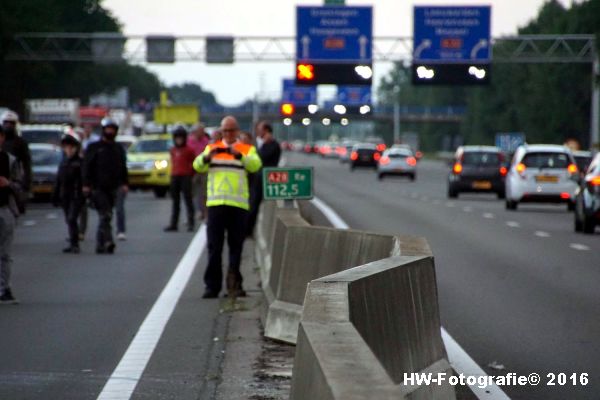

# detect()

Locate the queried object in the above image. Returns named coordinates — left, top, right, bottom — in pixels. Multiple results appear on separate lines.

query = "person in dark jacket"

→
left=246, top=121, right=281, bottom=237
left=1, top=111, right=31, bottom=214
left=83, top=118, right=128, bottom=254
left=165, top=126, right=196, bottom=232
left=53, top=131, right=84, bottom=254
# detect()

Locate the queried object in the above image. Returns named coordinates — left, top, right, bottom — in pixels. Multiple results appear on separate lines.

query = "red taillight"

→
left=407, top=157, right=417, bottom=166
left=374, top=152, right=381, bottom=161
left=350, top=151, right=358, bottom=161
left=453, top=163, right=463, bottom=174
left=500, top=166, right=508, bottom=176
left=376, top=144, right=386, bottom=152
left=322, top=146, right=331, bottom=154
left=516, top=163, right=526, bottom=174
left=380, top=156, right=390, bottom=165
left=560, top=192, right=571, bottom=199
left=567, top=163, right=578, bottom=174
left=415, top=151, right=423, bottom=159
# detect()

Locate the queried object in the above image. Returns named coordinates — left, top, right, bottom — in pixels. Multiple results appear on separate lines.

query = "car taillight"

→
left=374, top=152, right=381, bottom=161
left=453, top=163, right=462, bottom=174
left=567, top=163, right=578, bottom=175
left=586, top=175, right=600, bottom=189
left=500, top=166, right=508, bottom=176
left=376, top=144, right=386, bottom=152
left=560, top=192, right=571, bottom=200
left=379, top=156, right=390, bottom=165
left=516, top=163, right=526, bottom=174
left=415, top=151, right=423, bottom=159
left=350, top=151, right=358, bottom=161
left=407, top=157, right=417, bottom=166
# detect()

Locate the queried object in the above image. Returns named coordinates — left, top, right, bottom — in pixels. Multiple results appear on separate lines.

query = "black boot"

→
left=164, top=225, right=178, bottom=232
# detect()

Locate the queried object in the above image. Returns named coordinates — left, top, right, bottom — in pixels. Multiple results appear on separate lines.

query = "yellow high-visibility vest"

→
left=193, top=140, right=262, bottom=210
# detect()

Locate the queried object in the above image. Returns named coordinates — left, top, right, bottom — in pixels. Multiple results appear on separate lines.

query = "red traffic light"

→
left=281, top=103, right=295, bottom=116
left=297, top=64, right=315, bottom=81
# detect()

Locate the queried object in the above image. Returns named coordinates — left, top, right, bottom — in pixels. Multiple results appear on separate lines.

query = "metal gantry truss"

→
left=6, top=33, right=597, bottom=64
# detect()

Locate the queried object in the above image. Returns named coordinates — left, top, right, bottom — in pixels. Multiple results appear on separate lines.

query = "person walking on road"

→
left=0, top=125, right=24, bottom=305
left=83, top=118, right=128, bottom=254
left=187, top=123, right=210, bottom=221
left=53, top=130, right=84, bottom=254
left=78, top=124, right=99, bottom=240
left=2, top=111, right=31, bottom=215
left=165, top=126, right=196, bottom=232
left=246, top=121, right=281, bottom=237
left=193, top=116, right=262, bottom=299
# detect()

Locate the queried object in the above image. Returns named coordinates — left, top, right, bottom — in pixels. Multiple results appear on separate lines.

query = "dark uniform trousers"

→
left=63, top=198, right=82, bottom=247
left=205, top=205, right=248, bottom=292
left=170, top=175, right=195, bottom=227
left=94, top=190, right=116, bottom=247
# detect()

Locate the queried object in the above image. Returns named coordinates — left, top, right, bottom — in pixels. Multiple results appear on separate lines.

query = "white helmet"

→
left=61, top=128, right=81, bottom=146
left=2, top=110, right=19, bottom=123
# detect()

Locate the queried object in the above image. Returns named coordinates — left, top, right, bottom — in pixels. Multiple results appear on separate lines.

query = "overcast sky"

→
left=103, top=0, right=574, bottom=105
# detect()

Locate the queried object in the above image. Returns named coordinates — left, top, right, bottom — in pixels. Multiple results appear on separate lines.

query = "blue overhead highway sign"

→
left=336, top=86, right=371, bottom=105
left=282, top=79, right=317, bottom=106
left=296, top=6, right=373, bottom=62
left=413, top=6, right=491, bottom=63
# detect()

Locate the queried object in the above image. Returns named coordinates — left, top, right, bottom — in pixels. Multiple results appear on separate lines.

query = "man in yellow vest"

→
left=193, top=116, right=262, bottom=298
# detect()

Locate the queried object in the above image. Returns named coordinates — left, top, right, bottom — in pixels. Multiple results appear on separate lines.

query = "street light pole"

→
left=393, top=85, right=400, bottom=144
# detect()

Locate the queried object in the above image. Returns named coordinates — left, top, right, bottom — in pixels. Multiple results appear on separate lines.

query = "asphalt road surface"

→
left=287, top=152, right=599, bottom=400
left=0, top=192, right=224, bottom=400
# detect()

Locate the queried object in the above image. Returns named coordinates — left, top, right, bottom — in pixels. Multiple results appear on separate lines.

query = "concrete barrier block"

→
left=290, top=256, right=455, bottom=400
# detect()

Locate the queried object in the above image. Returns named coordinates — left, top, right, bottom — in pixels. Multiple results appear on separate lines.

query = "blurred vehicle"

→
left=127, top=134, right=173, bottom=198
left=574, top=153, right=600, bottom=234
left=505, top=144, right=578, bottom=211
left=364, top=136, right=386, bottom=152
left=338, top=141, right=357, bottom=163
left=116, top=135, right=138, bottom=152
left=20, top=124, right=66, bottom=146
left=573, top=150, right=593, bottom=178
left=448, top=146, right=507, bottom=199
left=319, top=141, right=338, bottom=158
left=291, top=140, right=305, bottom=152
left=303, top=142, right=315, bottom=154
left=30, top=143, right=62, bottom=199
left=350, top=143, right=380, bottom=170
left=377, top=147, right=417, bottom=181
left=281, top=141, right=293, bottom=151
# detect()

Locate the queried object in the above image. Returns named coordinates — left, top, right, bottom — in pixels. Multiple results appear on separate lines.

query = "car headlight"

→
left=154, top=160, right=169, bottom=170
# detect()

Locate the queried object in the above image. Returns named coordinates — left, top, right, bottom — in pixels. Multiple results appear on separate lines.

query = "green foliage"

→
left=168, top=83, right=218, bottom=108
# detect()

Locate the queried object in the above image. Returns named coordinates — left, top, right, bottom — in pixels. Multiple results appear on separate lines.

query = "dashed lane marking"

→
left=534, top=231, right=551, bottom=238
left=506, top=221, right=521, bottom=228
left=570, top=243, right=590, bottom=251
left=483, top=213, right=495, bottom=219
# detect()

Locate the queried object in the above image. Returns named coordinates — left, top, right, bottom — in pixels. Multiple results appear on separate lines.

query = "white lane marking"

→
left=46, top=213, right=58, bottom=219
left=534, top=231, right=551, bottom=238
left=310, top=197, right=349, bottom=229
left=570, top=243, right=590, bottom=251
left=483, top=213, right=495, bottom=219
left=463, top=206, right=473, bottom=213
left=23, top=220, right=37, bottom=227
left=311, top=196, right=509, bottom=400
left=96, top=226, right=207, bottom=400
left=506, top=221, right=521, bottom=228
left=446, top=202, right=455, bottom=208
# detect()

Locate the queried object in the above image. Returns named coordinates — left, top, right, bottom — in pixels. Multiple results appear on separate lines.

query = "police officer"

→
left=193, top=116, right=262, bottom=298
left=83, top=118, right=128, bottom=254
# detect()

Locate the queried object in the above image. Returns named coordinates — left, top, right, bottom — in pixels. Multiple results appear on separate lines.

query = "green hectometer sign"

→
left=262, top=167, right=313, bottom=200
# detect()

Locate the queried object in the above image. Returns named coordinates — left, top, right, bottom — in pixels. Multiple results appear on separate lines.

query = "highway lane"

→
left=288, top=152, right=599, bottom=400
left=0, top=192, right=222, bottom=400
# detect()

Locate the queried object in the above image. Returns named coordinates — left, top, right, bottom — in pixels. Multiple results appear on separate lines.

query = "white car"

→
left=377, top=148, right=417, bottom=181
left=505, top=144, right=579, bottom=210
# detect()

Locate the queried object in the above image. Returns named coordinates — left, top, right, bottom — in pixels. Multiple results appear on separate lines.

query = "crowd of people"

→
left=0, top=112, right=281, bottom=304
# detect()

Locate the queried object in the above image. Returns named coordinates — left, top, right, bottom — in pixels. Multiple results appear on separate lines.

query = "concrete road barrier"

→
left=257, top=202, right=432, bottom=344
left=290, top=256, right=456, bottom=400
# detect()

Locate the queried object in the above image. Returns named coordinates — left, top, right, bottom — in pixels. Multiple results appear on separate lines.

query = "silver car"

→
left=377, top=148, right=417, bottom=181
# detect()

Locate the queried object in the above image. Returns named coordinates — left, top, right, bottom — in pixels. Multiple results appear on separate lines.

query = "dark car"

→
left=448, top=146, right=507, bottom=198
left=30, top=143, right=63, bottom=200
left=350, top=143, right=380, bottom=170
left=574, top=153, right=600, bottom=234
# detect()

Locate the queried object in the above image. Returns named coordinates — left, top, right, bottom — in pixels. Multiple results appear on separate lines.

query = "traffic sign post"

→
left=336, top=86, right=371, bottom=105
left=282, top=79, right=317, bottom=106
left=412, top=6, right=492, bottom=85
left=296, top=6, right=373, bottom=85
left=263, top=167, right=313, bottom=201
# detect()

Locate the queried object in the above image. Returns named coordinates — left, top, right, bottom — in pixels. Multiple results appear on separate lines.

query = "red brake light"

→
left=376, top=144, right=386, bottom=152
left=453, top=163, right=463, bottom=174
left=350, top=151, right=358, bottom=161
left=380, top=156, right=390, bottom=165
left=407, top=157, right=417, bottom=166
left=415, top=151, right=423, bottom=159
left=560, top=192, right=571, bottom=199
left=374, top=152, right=381, bottom=161
left=567, top=163, right=578, bottom=174
left=500, top=166, right=508, bottom=176
left=516, top=163, right=526, bottom=174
